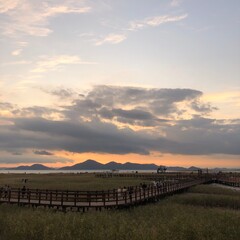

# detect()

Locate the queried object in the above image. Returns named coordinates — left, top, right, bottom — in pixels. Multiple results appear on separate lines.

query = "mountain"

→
left=60, top=159, right=104, bottom=170
left=60, top=160, right=160, bottom=171
left=6, top=164, right=54, bottom=171
left=59, top=160, right=205, bottom=171
left=3, top=160, right=239, bottom=172
left=104, top=161, right=121, bottom=169
left=120, top=162, right=158, bottom=170
left=4, top=160, right=203, bottom=171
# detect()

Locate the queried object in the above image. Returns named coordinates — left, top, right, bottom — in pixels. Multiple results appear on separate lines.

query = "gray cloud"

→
left=9, top=117, right=152, bottom=155
left=18, top=106, right=57, bottom=117
left=0, top=154, right=73, bottom=164
left=33, top=150, right=53, bottom=155
left=0, top=115, right=239, bottom=158
left=87, top=86, right=202, bottom=107
left=0, top=102, right=16, bottom=110
left=47, top=88, right=78, bottom=99
left=0, top=86, right=239, bottom=163
left=190, top=100, right=218, bottom=114
left=63, top=86, right=206, bottom=125
left=112, top=108, right=154, bottom=120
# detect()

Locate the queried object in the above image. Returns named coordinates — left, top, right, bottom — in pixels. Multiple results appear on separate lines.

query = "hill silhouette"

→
left=5, top=160, right=230, bottom=171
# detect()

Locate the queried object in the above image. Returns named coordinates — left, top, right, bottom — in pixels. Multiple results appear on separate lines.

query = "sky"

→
left=0, top=0, right=239, bottom=168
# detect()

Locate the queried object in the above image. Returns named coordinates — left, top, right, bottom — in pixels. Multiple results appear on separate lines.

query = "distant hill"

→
left=6, top=164, right=54, bottom=171
left=58, top=160, right=199, bottom=171
left=4, top=160, right=197, bottom=171
left=60, top=159, right=104, bottom=170
left=4, top=160, right=238, bottom=172
left=59, top=159, right=158, bottom=170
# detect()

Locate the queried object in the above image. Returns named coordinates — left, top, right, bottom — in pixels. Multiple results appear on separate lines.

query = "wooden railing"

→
left=1, top=174, right=238, bottom=212
left=214, top=175, right=240, bottom=187
left=0, top=177, right=210, bottom=212
left=95, top=172, right=201, bottom=180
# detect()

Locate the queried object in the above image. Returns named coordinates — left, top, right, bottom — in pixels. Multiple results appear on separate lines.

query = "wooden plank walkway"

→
left=0, top=174, right=239, bottom=212
left=0, top=178, right=210, bottom=212
left=213, top=176, right=240, bottom=187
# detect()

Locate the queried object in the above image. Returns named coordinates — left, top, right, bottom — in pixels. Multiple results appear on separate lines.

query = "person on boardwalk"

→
left=22, top=185, right=26, bottom=198
left=152, top=181, right=157, bottom=187
left=4, top=185, right=11, bottom=199
left=4, top=185, right=8, bottom=198
left=117, top=187, right=123, bottom=198
left=142, top=182, right=147, bottom=190
left=122, top=186, right=127, bottom=199
left=129, top=186, right=134, bottom=202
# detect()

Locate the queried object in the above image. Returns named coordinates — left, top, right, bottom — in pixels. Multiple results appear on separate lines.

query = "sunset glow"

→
left=0, top=0, right=239, bottom=168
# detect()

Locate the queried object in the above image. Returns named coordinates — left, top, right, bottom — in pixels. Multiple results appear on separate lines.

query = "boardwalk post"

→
left=55, top=190, right=58, bottom=201
left=116, top=190, right=118, bottom=206
left=103, top=192, right=106, bottom=207
left=18, top=189, right=20, bottom=205
left=139, top=187, right=142, bottom=201
left=113, top=189, right=116, bottom=200
left=74, top=193, right=77, bottom=207
left=88, top=192, right=91, bottom=207
left=50, top=191, right=52, bottom=205
left=129, top=189, right=132, bottom=205
left=8, top=189, right=11, bottom=203
left=28, top=191, right=31, bottom=204
left=61, top=191, right=63, bottom=207
left=38, top=191, right=41, bottom=205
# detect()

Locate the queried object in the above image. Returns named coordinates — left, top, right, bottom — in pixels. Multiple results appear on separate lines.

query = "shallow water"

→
left=211, top=183, right=240, bottom=191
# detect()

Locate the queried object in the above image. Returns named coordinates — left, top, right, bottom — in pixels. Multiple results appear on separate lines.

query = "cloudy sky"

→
left=0, top=0, right=239, bottom=168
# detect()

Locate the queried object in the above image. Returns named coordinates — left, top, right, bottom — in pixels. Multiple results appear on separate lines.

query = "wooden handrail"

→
left=0, top=176, right=238, bottom=211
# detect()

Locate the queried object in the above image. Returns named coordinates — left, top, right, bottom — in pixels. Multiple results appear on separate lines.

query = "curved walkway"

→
left=0, top=178, right=208, bottom=212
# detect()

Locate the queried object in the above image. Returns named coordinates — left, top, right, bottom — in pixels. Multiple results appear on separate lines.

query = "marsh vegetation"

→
left=0, top=174, right=239, bottom=240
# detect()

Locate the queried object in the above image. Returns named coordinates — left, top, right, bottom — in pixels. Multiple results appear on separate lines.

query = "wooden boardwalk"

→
left=0, top=174, right=239, bottom=212
left=213, top=176, right=240, bottom=187
left=0, top=177, right=209, bottom=212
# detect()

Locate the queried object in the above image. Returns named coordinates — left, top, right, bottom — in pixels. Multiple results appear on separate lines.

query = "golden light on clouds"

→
left=203, top=91, right=240, bottom=119
left=0, top=1, right=239, bottom=168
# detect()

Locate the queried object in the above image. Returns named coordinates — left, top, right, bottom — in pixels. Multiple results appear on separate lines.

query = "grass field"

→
left=0, top=174, right=240, bottom=240
left=0, top=173, right=147, bottom=190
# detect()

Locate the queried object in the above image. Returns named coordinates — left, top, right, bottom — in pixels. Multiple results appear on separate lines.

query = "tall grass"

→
left=172, top=193, right=240, bottom=209
left=1, top=177, right=240, bottom=240
left=0, top=199, right=239, bottom=240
